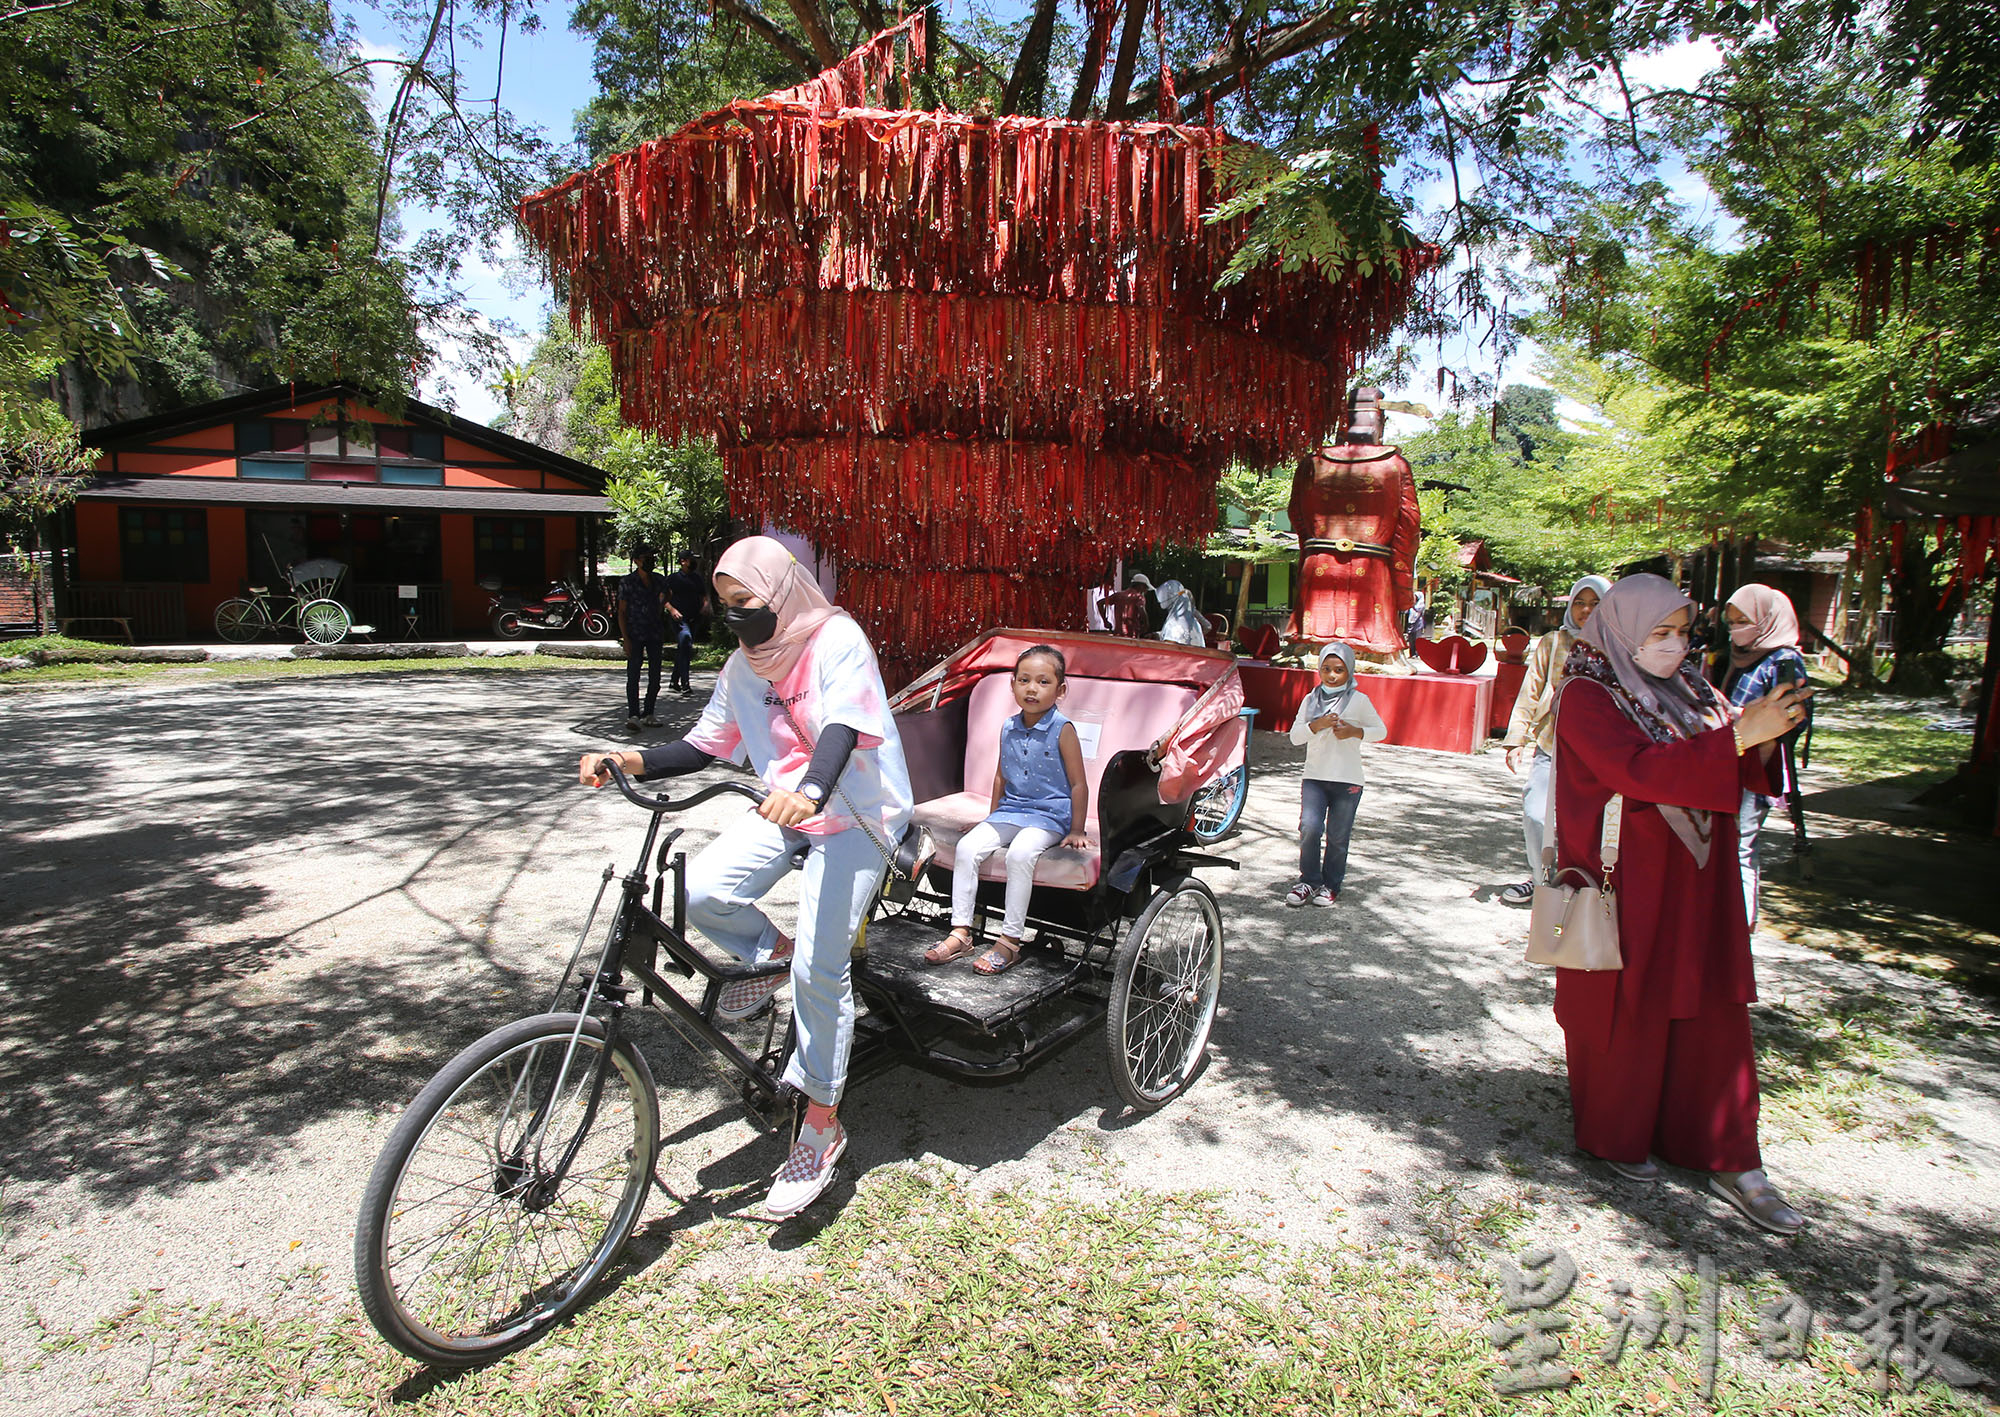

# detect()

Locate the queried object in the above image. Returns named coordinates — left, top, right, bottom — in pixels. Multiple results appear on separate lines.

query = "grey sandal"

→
left=1709, top=1169, right=1804, bottom=1236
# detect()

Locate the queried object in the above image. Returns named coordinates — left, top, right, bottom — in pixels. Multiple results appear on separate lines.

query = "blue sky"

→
left=337, top=5, right=1725, bottom=430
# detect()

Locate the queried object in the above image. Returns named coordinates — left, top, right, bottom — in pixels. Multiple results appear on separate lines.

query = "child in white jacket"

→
left=1286, top=642, right=1387, bottom=906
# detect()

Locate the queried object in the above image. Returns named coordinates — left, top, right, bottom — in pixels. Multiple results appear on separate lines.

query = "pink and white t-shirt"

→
left=685, top=615, right=913, bottom=839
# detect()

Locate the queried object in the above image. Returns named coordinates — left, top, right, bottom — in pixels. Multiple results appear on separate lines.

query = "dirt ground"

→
left=1, top=668, right=1995, bottom=1413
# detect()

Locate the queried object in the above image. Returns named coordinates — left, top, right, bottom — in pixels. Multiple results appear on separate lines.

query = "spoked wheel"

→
left=299, top=598, right=352, bottom=645
left=1105, top=876, right=1224, bottom=1111
left=580, top=610, right=612, bottom=639
left=354, top=1013, right=659, bottom=1366
left=1186, top=765, right=1249, bottom=843
left=492, top=610, right=526, bottom=639
left=213, top=599, right=267, bottom=643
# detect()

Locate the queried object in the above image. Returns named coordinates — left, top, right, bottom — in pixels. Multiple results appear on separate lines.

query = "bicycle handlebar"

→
left=592, top=757, right=768, bottom=815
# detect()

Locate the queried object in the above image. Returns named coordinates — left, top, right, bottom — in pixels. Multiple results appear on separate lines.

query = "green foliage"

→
left=498, top=319, right=727, bottom=559
left=0, top=417, right=89, bottom=538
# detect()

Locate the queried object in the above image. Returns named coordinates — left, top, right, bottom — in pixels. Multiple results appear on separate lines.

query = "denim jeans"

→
left=625, top=638, right=663, bottom=716
left=671, top=622, right=695, bottom=690
left=684, top=812, right=886, bottom=1107
left=1520, top=748, right=1552, bottom=880
left=1299, top=778, right=1364, bottom=890
left=1737, top=789, right=1771, bottom=929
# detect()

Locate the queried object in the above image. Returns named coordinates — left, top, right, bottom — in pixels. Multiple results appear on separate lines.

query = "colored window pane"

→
left=410, top=429, right=444, bottom=461
left=269, top=420, right=308, bottom=454
left=309, top=462, right=376, bottom=481
left=118, top=507, right=208, bottom=583
left=239, top=460, right=307, bottom=480
left=236, top=421, right=272, bottom=455
left=379, top=463, right=442, bottom=486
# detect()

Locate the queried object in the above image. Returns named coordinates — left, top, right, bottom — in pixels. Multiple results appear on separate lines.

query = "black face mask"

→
left=724, top=603, right=779, bottom=647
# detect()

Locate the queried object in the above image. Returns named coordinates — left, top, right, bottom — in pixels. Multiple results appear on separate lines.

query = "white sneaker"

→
left=1312, top=887, right=1338, bottom=907
left=1284, top=882, right=1313, bottom=907
left=766, top=1120, right=846, bottom=1219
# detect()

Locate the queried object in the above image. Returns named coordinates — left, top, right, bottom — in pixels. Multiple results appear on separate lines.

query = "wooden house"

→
left=66, top=384, right=610, bottom=641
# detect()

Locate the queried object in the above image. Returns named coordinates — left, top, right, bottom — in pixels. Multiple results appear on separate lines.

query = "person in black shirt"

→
left=663, top=552, right=708, bottom=696
left=617, top=549, right=668, bottom=728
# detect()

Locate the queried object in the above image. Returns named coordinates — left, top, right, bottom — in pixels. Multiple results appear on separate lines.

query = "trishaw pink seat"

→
left=912, top=671, right=1200, bottom=891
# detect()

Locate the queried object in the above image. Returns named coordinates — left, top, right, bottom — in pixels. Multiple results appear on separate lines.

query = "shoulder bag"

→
left=1524, top=688, right=1624, bottom=972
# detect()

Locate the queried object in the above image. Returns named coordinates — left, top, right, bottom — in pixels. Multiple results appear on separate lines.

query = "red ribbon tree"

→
left=519, top=17, right=1431, bottom=682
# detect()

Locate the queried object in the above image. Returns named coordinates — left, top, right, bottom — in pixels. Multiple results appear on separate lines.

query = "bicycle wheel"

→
left=1105, top=876, right=1224, bottom=1111
left=299, top=598, right=351, bottom=645
left=1185, top=765, right=1248, bottom=843
left=354, top=1012, right=659, bottom=1365
left=213, top=598, right=268, bottom=643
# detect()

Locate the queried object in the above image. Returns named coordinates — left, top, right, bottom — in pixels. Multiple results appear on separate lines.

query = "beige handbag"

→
left=1524, top=707, right=1624, bottom=971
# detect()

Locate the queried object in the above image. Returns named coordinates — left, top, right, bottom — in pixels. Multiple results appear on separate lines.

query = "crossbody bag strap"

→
left=774, top=697, right=908, bottom=880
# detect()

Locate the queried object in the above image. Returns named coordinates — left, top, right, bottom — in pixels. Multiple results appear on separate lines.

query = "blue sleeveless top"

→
left=988, top=708, right=1074, bottom=835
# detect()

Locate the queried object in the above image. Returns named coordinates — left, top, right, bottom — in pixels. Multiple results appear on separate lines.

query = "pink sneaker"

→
left=715, top=939, right=793, bottom=1021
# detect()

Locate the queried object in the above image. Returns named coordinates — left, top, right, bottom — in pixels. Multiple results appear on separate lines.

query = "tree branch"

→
left=710, top=0, right=819, bottom=77
left=0, top=0, right=81, bottom=23
left=775, top=0, right=841, bottom=67
left=1121, top=4, right=1351, bottom=120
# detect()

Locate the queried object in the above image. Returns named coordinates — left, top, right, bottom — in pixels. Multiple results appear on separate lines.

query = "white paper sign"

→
left=397, top=585, right=418, bottom=599
left=1072, top=721, right=1104, bottom=760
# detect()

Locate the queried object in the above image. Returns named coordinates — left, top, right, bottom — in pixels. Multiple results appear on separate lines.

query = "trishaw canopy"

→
left=892, top=628, right=1246, bottom=804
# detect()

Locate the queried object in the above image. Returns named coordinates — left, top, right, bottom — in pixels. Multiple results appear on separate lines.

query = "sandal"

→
left=1709, top=1169, right=1805, bottom=1236
left=925, top=928, right=979, bottom=965
left=972, top=938, right=1022, bottom=975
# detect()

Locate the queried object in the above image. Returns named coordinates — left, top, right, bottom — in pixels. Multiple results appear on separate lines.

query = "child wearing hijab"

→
left=1721, top=584, right=1809, bottom=926
left=1285, top=643, right=1387, bottom=907
left=1498, top=573, right=1611, bottom=906
left=577, top=535, right=912, bottom=1219
left=1549, top=573, right=1811, bottom=1234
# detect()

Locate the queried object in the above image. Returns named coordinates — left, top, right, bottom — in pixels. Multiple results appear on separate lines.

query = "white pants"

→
left=950, top=820, right=1062, bottom=940
left=684, top=812, right=886, bottom=1108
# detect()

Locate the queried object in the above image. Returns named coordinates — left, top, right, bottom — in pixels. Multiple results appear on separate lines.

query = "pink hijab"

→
left=714, top=536, right=847, bottom=683
left=1725, top=584, right=1800, bottom=670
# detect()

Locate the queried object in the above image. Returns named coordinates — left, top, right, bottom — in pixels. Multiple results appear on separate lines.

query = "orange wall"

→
left=443, top=514, right=483, bottom=632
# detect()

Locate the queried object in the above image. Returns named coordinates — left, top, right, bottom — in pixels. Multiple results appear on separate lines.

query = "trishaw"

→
left=352, top=630, right=1249, bottom=1366
left=213, top=557, right=359, bottom=644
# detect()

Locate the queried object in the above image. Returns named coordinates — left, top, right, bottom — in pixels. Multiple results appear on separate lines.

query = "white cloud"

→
left=1621, top=37, right=1725, bottom=93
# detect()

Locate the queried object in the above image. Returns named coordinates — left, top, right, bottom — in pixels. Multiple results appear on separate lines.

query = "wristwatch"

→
left=800, top=782, right=826, bottom=805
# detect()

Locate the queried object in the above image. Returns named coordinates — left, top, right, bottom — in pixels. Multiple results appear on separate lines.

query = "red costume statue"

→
left=1286, top=386, right=1421, bottom=653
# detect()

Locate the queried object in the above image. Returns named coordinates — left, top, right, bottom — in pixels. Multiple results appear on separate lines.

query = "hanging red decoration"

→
left=519, top=17, right=1434, bottom=681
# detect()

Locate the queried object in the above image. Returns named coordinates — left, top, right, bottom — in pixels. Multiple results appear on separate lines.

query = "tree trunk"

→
left=1888, top=529, right=1966, bottom=687
left=1102, top=0, right=1150, bottom=117
left=1846, top=537, right=1884, bottom=689
left=1001, top=0, right=1062, bottom=115
left=1234, top=558, right=1253, bottom=636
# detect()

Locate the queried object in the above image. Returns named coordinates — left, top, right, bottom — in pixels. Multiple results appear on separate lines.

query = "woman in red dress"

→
left=1550, top=574, right=1813, bottom=1234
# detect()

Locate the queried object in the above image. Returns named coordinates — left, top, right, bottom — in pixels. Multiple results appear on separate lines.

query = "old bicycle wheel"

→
left=354, top=1013, right=658, bottom=1365
left=213, top=598, right=268, bottom=643
left=299, top=598, right=351, bottom=645
left=1105, top=876, right=1224, bottom=1111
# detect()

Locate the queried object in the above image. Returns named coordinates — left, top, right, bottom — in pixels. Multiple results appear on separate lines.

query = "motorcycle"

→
left=481, top=577, right=612, bottom=640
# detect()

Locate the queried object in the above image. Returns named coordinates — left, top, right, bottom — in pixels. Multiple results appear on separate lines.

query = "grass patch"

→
left=42, top=1168, right=1985, bottom=1416
left=1754, top=993, right=1942, bottom=1146
left=1806, top=718, right=1970, bottom=789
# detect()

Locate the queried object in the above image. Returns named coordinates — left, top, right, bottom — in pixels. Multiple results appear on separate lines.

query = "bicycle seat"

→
left=247, top=586, right=268, bottom=595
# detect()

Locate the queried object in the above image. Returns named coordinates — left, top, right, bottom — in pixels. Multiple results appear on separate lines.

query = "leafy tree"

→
left=1531, top=25, right=2000, bottom=684
left=2, top=0, right=574, bottom=426
left=0, top=412, right=90, bottom=630
left=496, top=319, right=727, bottom=560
